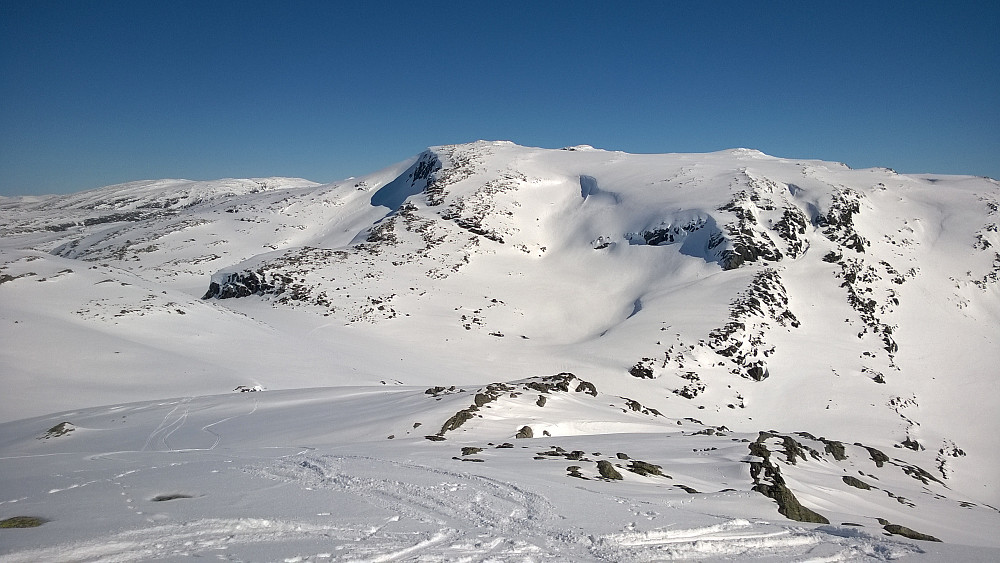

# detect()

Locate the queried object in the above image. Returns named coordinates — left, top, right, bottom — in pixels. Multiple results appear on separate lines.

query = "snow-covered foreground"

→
left=2, top=386, right=999, bottom=561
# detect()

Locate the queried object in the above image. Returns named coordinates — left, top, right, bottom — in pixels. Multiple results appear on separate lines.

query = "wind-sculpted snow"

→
left=2, top=141, right=1000, bottom=559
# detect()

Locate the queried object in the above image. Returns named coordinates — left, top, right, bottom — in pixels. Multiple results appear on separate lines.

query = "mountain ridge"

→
left=1, top=142, right=999, bottom=558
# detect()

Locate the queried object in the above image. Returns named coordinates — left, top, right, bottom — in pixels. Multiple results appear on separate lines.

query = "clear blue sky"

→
left=2, top=1, right=998, bottom=196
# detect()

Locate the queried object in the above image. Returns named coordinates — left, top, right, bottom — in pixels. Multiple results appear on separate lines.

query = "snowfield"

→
left=3, top=388, right=999, bottom=561
left=1, top=141, right=998, bottom=560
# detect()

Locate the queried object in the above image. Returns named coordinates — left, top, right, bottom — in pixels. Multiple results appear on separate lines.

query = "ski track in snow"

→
left=0, top=422, right=952, bottom=562
left=141, top=397, right=193, bottom=452
left=0, top=511, right=925, bottom=562
left=592, top=520, right=922, bottom=561
left=139, top=397, right=258, bottom=453
left=239, top=454, right=923, bottom=562
left=255, top=454, right=556, bottom=535
left=0, top=518, right=534, bottom=563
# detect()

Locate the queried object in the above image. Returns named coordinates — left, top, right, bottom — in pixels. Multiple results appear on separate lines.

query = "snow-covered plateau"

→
left=1, top=141, right=998, bottom=561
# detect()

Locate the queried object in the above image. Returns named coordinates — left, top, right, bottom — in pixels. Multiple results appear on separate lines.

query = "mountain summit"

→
left=1, top=141, right=998, bottom=557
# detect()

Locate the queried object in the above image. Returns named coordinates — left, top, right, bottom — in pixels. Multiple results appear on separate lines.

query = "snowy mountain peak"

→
left=2, top=142, right=998, bottom=559
left=726, top=147, right=769, bottom=157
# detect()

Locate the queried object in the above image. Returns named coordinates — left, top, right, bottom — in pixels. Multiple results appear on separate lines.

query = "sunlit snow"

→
left=1, top=141, right=998, bottom=561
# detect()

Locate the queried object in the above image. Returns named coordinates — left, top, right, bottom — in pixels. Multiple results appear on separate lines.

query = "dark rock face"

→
left=820, top=438, right=848, bottom=461
left=202, top=270, right=274, bottom=299
left=536, top=446, right=586, bottom=461
left=574, top=380, right=598, bottom=396
left=815, top=188, right=868, bottom=253
left=627, top=460, right=667, bottom=477
left=859, top=445, right=890, bottom=468
left=776, top=435, right=811, bottom=464
left=898, top=463, right=945, bottom=486
left=429, top=374, right=601, bottom=440
left=708, top=269, right=798, bottom=381
left=834, top=258, right=902, bottom=354
left=525, top=373, right=594, bottom=394
left=40, top=422, right=75, bottom=439
left=716, top=191, right=784, bottom=271
left=748, top=432, right=830, bottom=524
left=151, top=493, right=193, bottom=502
left=751, top=481, right=830, bottom=524
left=672, top=372, right=705, bottom=398
left=412, top=154, right=441, bottom=184
left=620, top=397, right=662, bottom=417
left=877, top=519, right=941, bottom=542
left=0, top=516, right=47, bottom=528
left=597, top=460, right=623, bottom=480
left=842, top=476, right=872, bottom=490
left=435, top=385, right=509, bottom=437
left=627, top=216, right=709, bottom=247
left=745, top=365, right=768, bottom=382
left=772, top=206, right=809, bottom=258
left=629, top=360, right=655, bottom=379
left=439, top=409, right=477, bottom=434
left=743, top=432, right=955, bottom=529
left=371, top=153, right=441, bottom=210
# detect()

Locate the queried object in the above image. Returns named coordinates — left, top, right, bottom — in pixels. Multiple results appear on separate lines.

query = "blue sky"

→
left=2, top=1, right=997, bottom=196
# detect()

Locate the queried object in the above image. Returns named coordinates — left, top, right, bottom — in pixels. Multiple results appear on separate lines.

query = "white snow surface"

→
left=1, top=141, right=999, bottom=560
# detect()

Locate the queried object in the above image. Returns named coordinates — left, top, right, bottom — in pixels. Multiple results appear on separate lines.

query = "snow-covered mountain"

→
left=1, top=141, right=998, bottom=560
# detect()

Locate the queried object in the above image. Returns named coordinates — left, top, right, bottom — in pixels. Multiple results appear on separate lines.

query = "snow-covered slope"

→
left=1, top=142, right=998, bottom=559
left=1, top=384, right=998, bottom=561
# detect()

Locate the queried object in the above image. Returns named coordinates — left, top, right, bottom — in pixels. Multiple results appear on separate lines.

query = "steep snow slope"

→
left=1, top=142, right=998, bottom=559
